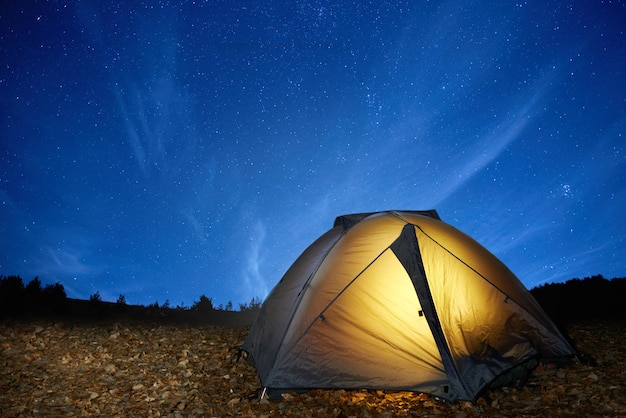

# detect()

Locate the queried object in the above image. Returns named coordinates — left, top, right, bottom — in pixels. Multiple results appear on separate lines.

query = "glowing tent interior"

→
left=242, top=210, right=575, bottom=401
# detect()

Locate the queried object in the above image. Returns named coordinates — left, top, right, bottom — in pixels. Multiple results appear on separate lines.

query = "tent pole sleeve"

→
left=390, top=223, right=473, bottom=400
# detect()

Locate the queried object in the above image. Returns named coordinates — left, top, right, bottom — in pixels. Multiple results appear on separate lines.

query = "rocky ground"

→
left=1, top=318, right=624, bottom=417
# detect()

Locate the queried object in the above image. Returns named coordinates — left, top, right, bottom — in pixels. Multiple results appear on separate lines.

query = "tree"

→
left=25, top=277, right=43, bottom=295
left=0, top=275, right=24, bottom=295
left=240, top=296, right=262, bottom=311
left=0, top=275, right=25, bottom=315
left=25, top=277, right=44, bottom=313
left=42, top=282, right=67, bottom=313
left=250, top=296, right=262, bottom=309
left=43, top=282, right=66, bottom=300
left=116, top=294, right=127, bottom=305
left=90, top=291, right=102, bottom=303
left=193, top=295, right=214, bottom=313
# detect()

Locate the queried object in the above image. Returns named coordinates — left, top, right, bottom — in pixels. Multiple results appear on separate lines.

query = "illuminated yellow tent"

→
left=242, top=210, right=575, bottom=401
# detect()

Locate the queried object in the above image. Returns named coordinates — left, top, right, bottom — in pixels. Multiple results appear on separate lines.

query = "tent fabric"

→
left=242, top=210, right=575, bottom=401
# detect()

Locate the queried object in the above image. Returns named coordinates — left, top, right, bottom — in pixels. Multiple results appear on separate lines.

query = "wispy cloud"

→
left=181, top=208, right=207, bottom=243
left=522, top=241, right=616, bottom=288
left=0, top=188, right=19, bottom=213
left=431, top=75, right=556, bottom=208
left=115, top=83, right=167, bottom=177
left=46, top=246, right=93, bottom=275
left=26, top=241, right=106, bottom=297
left=243, top=220, right=270, bottom=301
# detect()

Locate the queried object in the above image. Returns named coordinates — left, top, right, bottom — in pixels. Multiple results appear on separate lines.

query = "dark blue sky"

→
left=1, top=1, right=625, bottom=307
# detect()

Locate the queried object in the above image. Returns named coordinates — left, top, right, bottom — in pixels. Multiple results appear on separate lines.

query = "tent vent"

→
left=319, top=314, right=326, bottom=321
left=418, top=310, right=424, bottom=317
left=443, top=385, right=449, bottom=393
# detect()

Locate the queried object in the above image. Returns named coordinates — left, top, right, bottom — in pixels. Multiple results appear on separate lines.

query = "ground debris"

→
left=1, top=319, right=624, bottom=416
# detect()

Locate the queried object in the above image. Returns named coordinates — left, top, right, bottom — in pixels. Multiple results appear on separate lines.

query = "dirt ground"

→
left=1, top=318, right=624, bottom=417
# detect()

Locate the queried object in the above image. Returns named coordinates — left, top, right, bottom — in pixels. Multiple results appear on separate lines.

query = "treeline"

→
left=1, top=274, right=625, bottom=325
left=0, top=275, right=261, bottom=326
left=530, top=274, right=626, bottom=323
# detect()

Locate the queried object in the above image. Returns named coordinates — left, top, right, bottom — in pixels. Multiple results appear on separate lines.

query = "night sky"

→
left=1, top=1, right=625, bottom=308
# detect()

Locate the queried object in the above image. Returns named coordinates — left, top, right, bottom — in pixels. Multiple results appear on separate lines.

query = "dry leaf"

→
left=1, top=319, right=624, bottom=417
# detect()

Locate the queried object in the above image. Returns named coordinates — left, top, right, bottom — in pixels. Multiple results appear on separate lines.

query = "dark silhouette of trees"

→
left=239, top=296, right=263, bottom=311
left=531, top=275, right=626, bottom=322
left=0, top=275, right=25, bottom=314
left=42, top=282, right=68, bottom=313
left=192, top=295, right=214, bottom=314
left=0, top=275, right=67, bottom=316
left=24, top=277, right=44, bottom=313
left=25, top=276, right=42, bottom=296
left=88, top=291, right=108, bottom=318
left=2, top=273, right=624, bottom=326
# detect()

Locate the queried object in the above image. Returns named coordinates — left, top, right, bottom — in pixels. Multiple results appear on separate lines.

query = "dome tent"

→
left=242, top=210, right=574, bottom=401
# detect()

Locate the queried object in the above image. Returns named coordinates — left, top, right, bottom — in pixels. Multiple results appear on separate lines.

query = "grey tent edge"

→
left=252, top=353, right=548, bottom=402
left=242, top=210, right=576, bottom=402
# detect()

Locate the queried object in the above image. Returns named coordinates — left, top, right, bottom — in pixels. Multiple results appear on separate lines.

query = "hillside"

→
left=1, top=275, right=625, bottom=416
